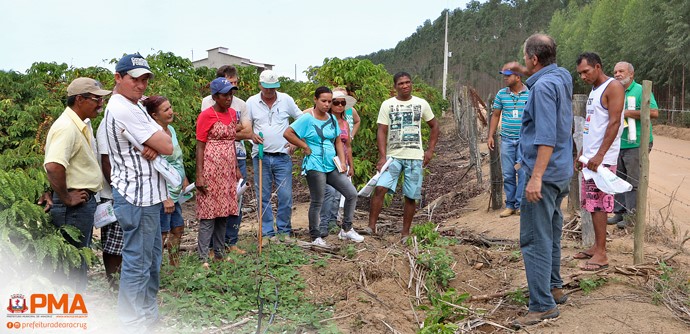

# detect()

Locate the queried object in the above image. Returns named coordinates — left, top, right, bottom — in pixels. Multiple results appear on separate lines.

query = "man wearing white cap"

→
left=104, top=53, right=173, bottom=331
left=246, top=70, right=303, bottom=241
left=44, top=77, right=111, bottom=291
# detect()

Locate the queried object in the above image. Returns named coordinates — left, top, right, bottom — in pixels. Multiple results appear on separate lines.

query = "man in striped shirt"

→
left=488, top=69, right=530, bottom=217
left=104, top=53, right=173, bottom=332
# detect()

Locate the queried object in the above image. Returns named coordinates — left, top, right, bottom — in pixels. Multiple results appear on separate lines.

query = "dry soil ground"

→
left=168, top=116, right=690, bottom=333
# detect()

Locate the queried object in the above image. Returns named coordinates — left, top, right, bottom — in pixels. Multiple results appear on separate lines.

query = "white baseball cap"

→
left=259, top=70, right=280, bottom=89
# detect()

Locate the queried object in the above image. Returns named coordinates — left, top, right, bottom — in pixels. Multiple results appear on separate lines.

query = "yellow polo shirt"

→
left=44, top=107, right=102, bottom=192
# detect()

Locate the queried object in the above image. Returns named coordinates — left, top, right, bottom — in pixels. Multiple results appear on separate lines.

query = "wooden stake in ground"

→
left=257, top=132, right=264, bottom=255
left=634, top=81, right=652, bottom=264
left=489, top=131, right=502, bottom=210
left=573, top=94, right=594, bottom=247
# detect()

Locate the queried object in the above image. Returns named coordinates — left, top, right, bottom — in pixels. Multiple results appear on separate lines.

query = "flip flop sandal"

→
left=361, top=226, right=378, bottom=236
left=573, top=251, right=593, bottom=259
left=581, top=262, right=609, bottom=271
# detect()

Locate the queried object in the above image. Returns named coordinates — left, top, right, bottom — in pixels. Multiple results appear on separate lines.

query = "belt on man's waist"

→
left=263, top=152, right=287, bottom=156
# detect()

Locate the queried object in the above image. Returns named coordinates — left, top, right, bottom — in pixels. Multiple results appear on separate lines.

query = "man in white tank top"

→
left=575, top=52, right=625, bottom=271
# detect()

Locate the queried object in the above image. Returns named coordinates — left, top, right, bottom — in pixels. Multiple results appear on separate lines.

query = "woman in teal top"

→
left=144, top=95, right=189, bottom=267
left=284, top=86, right=363, bottom=246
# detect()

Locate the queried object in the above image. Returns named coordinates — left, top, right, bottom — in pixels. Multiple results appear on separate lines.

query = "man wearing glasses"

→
left=487, top=68, right=530, bottom=218
left=247, top=70, right=303, bottom=242
left=43, top=77, right=111, bottom=291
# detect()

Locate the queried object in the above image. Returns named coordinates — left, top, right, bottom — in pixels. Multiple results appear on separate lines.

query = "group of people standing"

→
left=487, top=34, right=657, bottom=328
left=41, top=50, right=440, bottom=330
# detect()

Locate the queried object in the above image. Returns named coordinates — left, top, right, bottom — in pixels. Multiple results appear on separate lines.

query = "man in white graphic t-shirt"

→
left=574, top=52, right=625, bottom=272
left=368, top=72, right=439, bottom=240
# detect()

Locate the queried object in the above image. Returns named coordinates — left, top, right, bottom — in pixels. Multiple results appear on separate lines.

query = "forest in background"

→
left=360, top=0, right=689, bottom=114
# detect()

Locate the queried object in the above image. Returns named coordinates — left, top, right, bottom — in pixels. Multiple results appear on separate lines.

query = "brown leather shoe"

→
left=499, top=208, right=516, bottom=218
left=512, top=307, right=560, bottom=328
left=226, top=245, right=246, bottom=255
left=551, top=288, right=568, bottom=304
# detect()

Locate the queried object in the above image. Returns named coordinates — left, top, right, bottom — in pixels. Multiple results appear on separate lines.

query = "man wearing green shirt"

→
left=608, top=61, right=658, bottom=228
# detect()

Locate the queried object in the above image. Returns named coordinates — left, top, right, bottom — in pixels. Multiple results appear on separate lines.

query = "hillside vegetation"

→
left=360, top=0, right=689, bottom=108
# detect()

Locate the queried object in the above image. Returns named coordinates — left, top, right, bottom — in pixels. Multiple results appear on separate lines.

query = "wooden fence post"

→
left=489, top=131, right=503, bottom=210
left=572, top=94, right=594, bottom=247
left=467, top=89, right=482, bottom=184
left=634, top=80, right=652, bottom=264
left=568, top=95, right=585, bottom=216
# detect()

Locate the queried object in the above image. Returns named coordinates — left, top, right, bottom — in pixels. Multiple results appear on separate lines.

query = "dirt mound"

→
left=654, top=124, right=690, bottom=141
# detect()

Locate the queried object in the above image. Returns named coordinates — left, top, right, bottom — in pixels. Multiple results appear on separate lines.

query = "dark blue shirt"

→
left=520, top=64, right=574, bottom=182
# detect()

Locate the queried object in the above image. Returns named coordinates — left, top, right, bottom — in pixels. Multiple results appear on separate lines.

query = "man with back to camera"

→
left=367, top=71, right=439, bottom=240
left=574, top=52, right=625, bottom=271
left=246, top=70, right=303, bottom=243
left=503, top=33, right=573, bottom=328
left=44, top=77, right=111, bottom=291
left=104, top=53, right=173, bottom=331
left=488, top=68, right=530, bottom=218
left=608, top=61, right=659, bottom=229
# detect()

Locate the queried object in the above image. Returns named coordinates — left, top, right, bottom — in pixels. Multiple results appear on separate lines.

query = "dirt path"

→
left=647, top=135, right=690, bottom=236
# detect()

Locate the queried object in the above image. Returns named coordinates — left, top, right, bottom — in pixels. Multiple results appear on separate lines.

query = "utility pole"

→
left=442, top=10, right=449, bottom=100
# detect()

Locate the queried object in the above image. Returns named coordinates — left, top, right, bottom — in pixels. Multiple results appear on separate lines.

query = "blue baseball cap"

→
left=210, top=77, right=238, bottom=95
left=116, top=53, right=154, bottom=79
left=499, top=69, right=520, bottom=76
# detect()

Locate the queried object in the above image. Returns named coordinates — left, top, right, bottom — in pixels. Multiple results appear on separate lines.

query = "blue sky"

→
left=0, top=0, right=470, bottom=81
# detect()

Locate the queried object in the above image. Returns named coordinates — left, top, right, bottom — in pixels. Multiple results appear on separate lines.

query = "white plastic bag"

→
left=578, top=156, right=633, bottom=195
left=178, top=183, right=195, bottom=204
left=237, top=178, right=249, bottom=197
left=358, top=158, right=394, bottom=197
left=94, top=201, right=117, bottom=228
left=627, top=96, right=637, bottom=142
left=122, top=130, right=182, bottom=187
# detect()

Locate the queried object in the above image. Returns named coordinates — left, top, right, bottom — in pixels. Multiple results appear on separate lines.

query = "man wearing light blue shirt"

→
left=488, top=70, right=529, bottom=217
left=504, top=34, right=573, bottom=328
left=246, top=70, right=303, bottom=239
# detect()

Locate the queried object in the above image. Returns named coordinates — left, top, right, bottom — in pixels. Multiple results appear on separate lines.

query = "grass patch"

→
left=159, top=242, right=333, bottom=332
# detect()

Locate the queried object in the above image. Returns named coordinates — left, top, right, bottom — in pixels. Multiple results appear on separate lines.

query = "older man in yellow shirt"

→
left=44, top=77, right=111, bottom=291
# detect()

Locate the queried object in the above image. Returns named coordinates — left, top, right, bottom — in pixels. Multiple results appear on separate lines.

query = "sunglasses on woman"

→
left=331, top=100, right=347, bottom=106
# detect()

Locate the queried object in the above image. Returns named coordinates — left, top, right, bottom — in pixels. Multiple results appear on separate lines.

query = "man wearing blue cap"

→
left=104, top=53, right=173, bottom=332
left=246, top=70, right=303, bottom=242
left=488, top=68, right=530, bottom=218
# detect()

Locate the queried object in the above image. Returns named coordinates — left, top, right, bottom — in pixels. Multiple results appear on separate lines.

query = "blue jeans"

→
left=519, top=176, right=569, bottom=312
left=319, top=185, right=340, bottom=235
left=159, top=202, right=183, bottom=233
left=225, top=159, right=247, bottom=245
left=253, top=154, right=293, bottom=237
left=113, top=189, right=162, bottom=331
left=501, top=137, right=526, bottom=210
left=50, top=192, right=96, bottom=292
left=305, top=170, right=357, bottom=240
